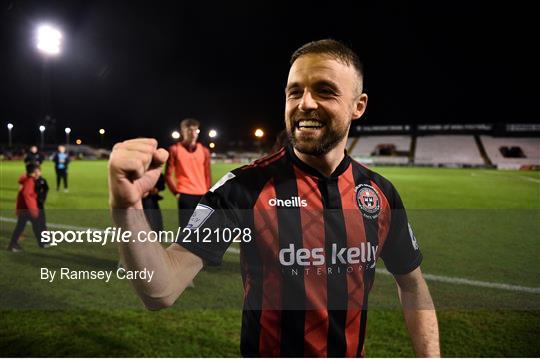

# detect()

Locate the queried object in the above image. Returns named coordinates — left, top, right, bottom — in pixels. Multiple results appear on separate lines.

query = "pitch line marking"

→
left=0, top=216, right=102, bottom=231
left=471, top=171, right=540, bottom=184
left=518, top=175, right=540, bottom=184
left=374, top=268, right=540, bottom=294
left=1, top=216, right=538, bottom=294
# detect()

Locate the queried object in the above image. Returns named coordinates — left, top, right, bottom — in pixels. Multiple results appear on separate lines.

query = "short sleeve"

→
left=176, top=172, right=242, bottom=266
left=380, top=185, right=422, bottom=275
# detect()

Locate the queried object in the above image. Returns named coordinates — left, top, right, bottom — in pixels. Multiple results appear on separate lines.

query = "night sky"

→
left=1, top=1, right=538, bottom=148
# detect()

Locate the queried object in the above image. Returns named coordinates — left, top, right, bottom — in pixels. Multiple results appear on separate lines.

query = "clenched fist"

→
left=108, top=138, right=169, bottom=209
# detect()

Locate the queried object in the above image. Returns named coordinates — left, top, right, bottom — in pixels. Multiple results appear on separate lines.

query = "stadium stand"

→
left=348, top=135, right=411, bottom=165
left=346, top=137, right=358, bottom=154
left=480, top=136, right=540, bottom=169
left=415, top=135, right=485, bottom=166
left=66, top=145, right=110, bottom=159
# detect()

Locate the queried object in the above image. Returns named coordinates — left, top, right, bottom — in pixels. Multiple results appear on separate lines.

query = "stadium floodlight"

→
left=172, top=131, right=180, bottom=140
left=254, top=128, right=264, bottom=155
left=76, top=139, right=82, bottom=145
left=208, top=129, right=217, bottom=138
left=254, top=128, right=264, bottom=138
left=36, top=24, right=63, bottom=56
left=98, top=128, right=106, bottom=147
left=209, top=142, right=216, bottom=149
left=64, top=127, right=71, bottom=148
left=39, top=125, right=46, bottom=147
left=7, top=123, right=13, bottom=147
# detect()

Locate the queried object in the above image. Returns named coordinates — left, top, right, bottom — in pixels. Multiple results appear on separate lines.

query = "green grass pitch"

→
left=1, top=159, right=539, bottom=356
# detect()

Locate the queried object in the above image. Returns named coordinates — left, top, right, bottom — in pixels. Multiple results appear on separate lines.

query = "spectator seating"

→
left=481, top=136, right=540, bottom=167
left=415, top=135, right=484, bottom=166
left=349, top=136, right=411, bottom=165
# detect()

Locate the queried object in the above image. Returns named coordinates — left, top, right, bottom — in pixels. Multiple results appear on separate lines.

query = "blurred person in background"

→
left=142, top=173, right=166, bottom=232
left=24, top=146, right=44, bottom=166
left=165, top=118, right=211, bottom=288
left=165, top=118, right=211, bottom=229
left=8, top=163, right=49, bottom=252
left=52, top=145, right=70, bottom=192
left=35, top=167, right=49, bottom=238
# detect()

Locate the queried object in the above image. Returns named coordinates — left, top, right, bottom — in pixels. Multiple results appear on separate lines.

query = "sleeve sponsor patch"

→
left=186, top=204, right=215, bottom=229
left=408, top=222, right=419, bottom=250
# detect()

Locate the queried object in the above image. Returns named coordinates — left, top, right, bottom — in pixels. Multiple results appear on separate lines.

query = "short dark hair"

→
left=26, top=163, right=39, bottom=175
left=290, top=39, right=364, bottom=90
left=180, top=118, right=200, bottom=129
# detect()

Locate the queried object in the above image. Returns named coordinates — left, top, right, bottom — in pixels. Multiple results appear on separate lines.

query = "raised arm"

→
left=108, top=138, right=203, bottom=310
left=394, top=267, right=440, bottom=357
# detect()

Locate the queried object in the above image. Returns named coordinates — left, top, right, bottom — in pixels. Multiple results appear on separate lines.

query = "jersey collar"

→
left=285, top=144, right=351, bottom=180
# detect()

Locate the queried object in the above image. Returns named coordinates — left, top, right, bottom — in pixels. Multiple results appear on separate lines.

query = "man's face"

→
left=34, top=168, right=41, bottom=177
left=30, top=146, right=37, bottom=153
left=58, top=145, right=65, bottom=152
left=181, top=125, right=199, bottom=144
left=285, top=54, right=367, bottom=156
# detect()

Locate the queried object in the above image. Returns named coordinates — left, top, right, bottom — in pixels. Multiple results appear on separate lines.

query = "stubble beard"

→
left=287, top=118, right=350, bottom=156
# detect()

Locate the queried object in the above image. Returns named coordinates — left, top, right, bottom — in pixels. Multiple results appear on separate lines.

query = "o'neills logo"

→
left=355, top=184, right=381, bottom=219
left=279, top=243, right=378, bottom=266
left=268, top=196, right=307, bottom=208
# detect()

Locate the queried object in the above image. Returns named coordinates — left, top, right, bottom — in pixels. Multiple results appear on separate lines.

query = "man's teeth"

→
left=298, top=120, right=323, bottom=128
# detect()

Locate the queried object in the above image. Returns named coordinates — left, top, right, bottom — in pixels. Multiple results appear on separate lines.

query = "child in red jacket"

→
left=8, top=163, right=48, bottom=252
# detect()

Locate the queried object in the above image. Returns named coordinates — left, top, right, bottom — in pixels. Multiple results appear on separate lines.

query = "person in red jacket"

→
left=165, top=118, right=211, bottom=228
left=8, top=163, right=48, bottom=252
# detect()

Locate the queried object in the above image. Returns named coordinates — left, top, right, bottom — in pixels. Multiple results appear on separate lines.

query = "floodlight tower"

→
left=65, top=127, right=71, bottom=150
left=39, top=125, right=46, bottom=148
left=35, top=24, right=63, bottom=143
left=7, top=123, right=14, bottom=147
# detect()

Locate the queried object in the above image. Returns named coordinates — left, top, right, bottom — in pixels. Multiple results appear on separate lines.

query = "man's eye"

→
left=287, top=91, right=302, bottom=98
left=319, top=88, right=336, bottom=95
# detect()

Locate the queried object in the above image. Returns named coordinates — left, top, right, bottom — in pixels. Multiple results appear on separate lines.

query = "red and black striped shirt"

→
left=178, top=146, right=422, bottom=357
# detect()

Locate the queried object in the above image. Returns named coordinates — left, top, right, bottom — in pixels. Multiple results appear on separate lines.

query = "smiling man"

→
left=108, top=39, right=440, bottom=357
left=285, top=45, right=365, bottom=161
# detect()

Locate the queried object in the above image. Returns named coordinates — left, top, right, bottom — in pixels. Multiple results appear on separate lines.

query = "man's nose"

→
left=299, top=90, right=318, bottom=111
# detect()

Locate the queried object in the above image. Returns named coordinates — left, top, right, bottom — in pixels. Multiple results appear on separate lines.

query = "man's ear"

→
left=352, top=93, right=368, bottom=120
